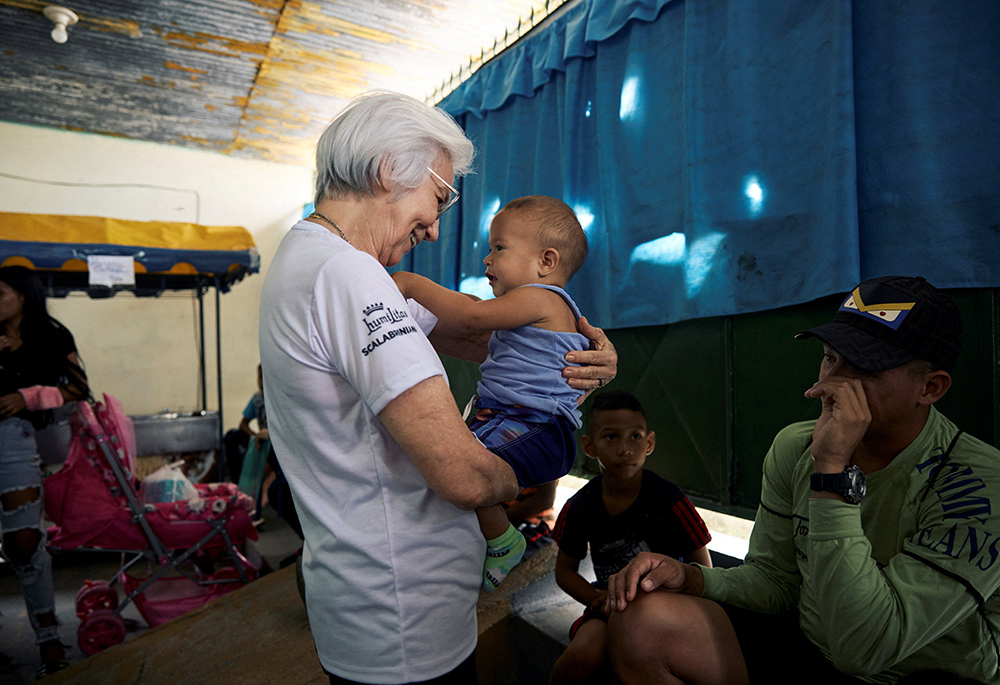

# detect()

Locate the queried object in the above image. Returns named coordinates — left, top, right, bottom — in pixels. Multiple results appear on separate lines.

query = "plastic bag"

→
left=139, top=463, right=199, bottom=503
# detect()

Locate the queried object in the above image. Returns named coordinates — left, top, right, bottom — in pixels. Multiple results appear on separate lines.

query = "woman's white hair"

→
left=314, top=90, right=475, bottom=206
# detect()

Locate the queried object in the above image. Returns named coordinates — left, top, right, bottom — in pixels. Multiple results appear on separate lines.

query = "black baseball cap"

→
left=795, top=276, right=963, bottom=373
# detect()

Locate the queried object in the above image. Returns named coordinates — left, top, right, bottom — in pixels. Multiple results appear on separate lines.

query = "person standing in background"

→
left=0, top=266, right=89, bottom=679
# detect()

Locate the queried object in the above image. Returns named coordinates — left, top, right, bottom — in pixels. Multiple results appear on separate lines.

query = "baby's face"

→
left=482, top=210, right=544, bottom=297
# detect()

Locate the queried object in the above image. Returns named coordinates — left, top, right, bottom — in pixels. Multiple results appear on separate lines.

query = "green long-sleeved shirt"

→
left=702, top=407, right=1000, bottom=683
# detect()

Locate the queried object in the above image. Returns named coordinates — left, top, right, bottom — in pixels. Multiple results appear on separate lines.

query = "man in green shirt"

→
left=604, top=276, right=1000, bottom=684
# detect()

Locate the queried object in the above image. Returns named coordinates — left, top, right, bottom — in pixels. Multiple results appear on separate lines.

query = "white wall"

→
left=0, top=121, right=314, bottom=430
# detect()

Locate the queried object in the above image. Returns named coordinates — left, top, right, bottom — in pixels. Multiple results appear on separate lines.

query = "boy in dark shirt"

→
left=549, top=390, right=712, bottom=684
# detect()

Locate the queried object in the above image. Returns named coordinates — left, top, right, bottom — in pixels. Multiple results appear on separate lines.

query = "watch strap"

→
left=811, top=467, right=865, bottom=504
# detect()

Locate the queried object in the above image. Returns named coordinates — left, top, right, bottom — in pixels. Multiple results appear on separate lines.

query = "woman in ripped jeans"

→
left=0, top=266, right=89, bottom=678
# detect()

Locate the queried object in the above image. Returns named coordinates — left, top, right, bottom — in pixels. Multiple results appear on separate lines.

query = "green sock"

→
left=482, top=523, right=526, bottom=593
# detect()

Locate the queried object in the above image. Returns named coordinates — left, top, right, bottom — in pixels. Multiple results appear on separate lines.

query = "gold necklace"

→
left=308, top=211, right=350, bottom=244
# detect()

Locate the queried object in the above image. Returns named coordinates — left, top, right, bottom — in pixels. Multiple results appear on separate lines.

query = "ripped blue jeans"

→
left=0, top=417, right=60, bottom=645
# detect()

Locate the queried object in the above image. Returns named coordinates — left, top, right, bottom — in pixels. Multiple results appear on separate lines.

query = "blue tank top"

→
left=476, top=284, right=590, bottom=428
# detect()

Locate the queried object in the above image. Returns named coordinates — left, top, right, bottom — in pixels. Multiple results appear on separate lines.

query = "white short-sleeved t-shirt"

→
left=259, top=221, right=483, bottom=684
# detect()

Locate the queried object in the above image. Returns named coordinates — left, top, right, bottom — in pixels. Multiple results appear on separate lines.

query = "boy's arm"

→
left=392, top=271, right=553, bottom=333
left=555, top=549, right=607, bottom=610
left=687, top=545, right=713, bottom=568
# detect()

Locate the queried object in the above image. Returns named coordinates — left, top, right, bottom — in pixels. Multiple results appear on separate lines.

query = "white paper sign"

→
left=87, top=255, right=136, bottom=287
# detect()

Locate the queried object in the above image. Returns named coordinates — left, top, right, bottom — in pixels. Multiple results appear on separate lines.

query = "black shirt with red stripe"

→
left=553, top=470, right=711, bottom=588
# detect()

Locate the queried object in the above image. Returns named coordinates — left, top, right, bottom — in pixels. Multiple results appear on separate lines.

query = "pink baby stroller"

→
left=44, top=394, right=259, bottom=655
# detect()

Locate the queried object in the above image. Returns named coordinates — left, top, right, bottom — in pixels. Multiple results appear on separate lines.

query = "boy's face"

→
left=483, top=209, right=544, bottom=297
left=582, top=408, right=655, bottom=482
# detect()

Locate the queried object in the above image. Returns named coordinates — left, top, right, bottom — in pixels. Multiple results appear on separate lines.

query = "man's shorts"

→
left=721, top=604, right=864, bottom=684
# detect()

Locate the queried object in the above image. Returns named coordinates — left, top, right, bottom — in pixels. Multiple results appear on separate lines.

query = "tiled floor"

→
left=0, top=505, right=301, bottom=684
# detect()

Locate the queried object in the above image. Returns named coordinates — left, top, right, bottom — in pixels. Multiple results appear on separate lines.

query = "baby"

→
left=392, top=195, right=591, bottom=592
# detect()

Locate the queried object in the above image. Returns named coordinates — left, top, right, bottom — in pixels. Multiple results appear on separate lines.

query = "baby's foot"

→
left=482, top=524, right=527, bottom=593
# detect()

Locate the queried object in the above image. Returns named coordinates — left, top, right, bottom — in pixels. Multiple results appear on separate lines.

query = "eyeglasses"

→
left=427, top=166, right=460, bottom=219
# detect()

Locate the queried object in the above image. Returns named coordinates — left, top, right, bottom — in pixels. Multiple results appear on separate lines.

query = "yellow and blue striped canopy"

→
left=0, top=212, right=258, bottom=291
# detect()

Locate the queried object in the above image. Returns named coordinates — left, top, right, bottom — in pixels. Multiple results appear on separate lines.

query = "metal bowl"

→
left=129, top=411, right=220, bottom=457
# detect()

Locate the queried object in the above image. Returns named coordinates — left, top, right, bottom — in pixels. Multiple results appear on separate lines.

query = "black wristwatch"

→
left=810, top=465, right=867, bottom=504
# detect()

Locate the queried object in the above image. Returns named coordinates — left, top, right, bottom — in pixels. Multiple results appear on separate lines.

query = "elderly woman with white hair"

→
left=259, top=90, right=616, bottom=685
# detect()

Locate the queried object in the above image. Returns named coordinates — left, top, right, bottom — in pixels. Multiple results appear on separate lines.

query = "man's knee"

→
left=608, top=591, right=745, bottom=684
left=607, top=591, right=694, bottom=668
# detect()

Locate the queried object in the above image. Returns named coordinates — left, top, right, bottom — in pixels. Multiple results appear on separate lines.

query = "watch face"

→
left=844, top=466, right=867, bottom=504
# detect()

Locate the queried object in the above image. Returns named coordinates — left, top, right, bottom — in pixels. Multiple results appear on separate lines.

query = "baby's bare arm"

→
left=399, top=273, right=556, bottom=333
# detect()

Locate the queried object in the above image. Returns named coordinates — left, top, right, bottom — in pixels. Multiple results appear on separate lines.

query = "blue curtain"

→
left=399, top=0, right=1000, bottom=330
left=852, top=3, right=1000, bottom=282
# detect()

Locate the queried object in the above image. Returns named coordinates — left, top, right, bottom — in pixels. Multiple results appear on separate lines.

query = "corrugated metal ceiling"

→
left=0, top=0, right=551, bottom=165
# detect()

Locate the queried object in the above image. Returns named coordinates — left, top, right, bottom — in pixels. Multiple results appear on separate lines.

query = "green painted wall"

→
left=441, top=288, right=999, bottom=520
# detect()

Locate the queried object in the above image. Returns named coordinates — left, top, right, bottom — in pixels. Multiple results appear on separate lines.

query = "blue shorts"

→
left=469, top=398, right=577, bottom=488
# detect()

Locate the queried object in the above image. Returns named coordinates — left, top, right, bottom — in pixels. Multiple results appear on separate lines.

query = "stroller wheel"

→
left=75, top=581, right=119, bottom=617
left=78, top=610, right=126, bottom=655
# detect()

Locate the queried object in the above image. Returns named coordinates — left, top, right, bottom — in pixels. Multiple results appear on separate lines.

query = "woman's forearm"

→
left=379, top=375, right=521, bottom=509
